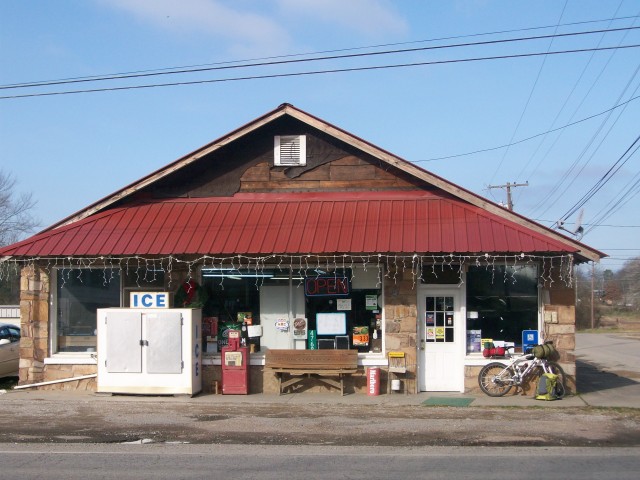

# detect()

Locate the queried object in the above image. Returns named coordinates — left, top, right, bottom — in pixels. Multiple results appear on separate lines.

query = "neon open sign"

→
left=304, top=276, right=350, bottom=297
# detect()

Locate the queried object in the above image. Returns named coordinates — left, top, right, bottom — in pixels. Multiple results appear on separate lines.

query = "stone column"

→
left=542, top=264, right=577, bottom=393
left=19, top=264, right=50, bottom=385
left=384, top=267, right=418, bottom=393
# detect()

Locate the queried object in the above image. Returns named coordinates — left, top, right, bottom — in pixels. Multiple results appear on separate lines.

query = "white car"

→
left=0, top=323, right=20, bottom=379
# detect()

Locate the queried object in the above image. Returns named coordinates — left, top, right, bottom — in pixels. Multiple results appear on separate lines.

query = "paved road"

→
left=574, top=332, right=640, bottom=408
left=0, top=444, right=639, bottom=480
left=575, top=332, right=640, bottom=378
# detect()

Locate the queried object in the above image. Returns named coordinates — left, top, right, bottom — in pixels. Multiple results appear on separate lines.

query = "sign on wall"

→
left=130, top=292, right=170, bottom=309
left=304, top=276, right=350, bottom=297
left=293, top=318, right=308, bottom=340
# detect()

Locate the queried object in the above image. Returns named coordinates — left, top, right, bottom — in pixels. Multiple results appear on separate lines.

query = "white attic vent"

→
left=274, top=135, right=306, bottom=166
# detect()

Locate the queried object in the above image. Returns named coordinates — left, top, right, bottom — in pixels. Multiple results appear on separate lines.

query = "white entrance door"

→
left=259, top=285, right=305, bottom=350
left=418, top=286, right=465, bottom=392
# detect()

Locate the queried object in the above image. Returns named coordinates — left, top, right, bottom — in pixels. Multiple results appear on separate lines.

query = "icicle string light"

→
left=0, top=253, right=575, bottom=290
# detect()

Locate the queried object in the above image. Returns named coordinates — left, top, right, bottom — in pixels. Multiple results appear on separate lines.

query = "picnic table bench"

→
left=265, top=349, right=359, bottom=395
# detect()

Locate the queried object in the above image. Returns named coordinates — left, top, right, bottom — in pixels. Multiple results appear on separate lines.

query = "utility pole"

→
left=488, top=181, right=529, bottom=210
left=591, top=262, right=595, bottom=330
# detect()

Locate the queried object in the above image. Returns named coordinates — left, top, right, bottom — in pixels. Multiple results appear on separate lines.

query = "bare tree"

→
left=0, top=170, right=39, bottom=247
left=575, top=265, right=602, bottom=330
left=617, top=257, right=640, bottom=311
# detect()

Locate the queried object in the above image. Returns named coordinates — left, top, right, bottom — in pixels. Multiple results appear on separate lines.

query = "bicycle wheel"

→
left=478, top=362, right=513, bottom=397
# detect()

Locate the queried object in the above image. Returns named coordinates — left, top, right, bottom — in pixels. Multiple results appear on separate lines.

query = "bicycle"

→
left=478, top=342, right=566, bottom=398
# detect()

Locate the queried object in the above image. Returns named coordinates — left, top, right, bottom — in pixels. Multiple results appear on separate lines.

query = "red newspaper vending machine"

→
left=221, top=331, right=249, bottom=394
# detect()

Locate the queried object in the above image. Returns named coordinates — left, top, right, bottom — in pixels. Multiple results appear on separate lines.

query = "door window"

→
left=425, top=296, right=455, bottom=343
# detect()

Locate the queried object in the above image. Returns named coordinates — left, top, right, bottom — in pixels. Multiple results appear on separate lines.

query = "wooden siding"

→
left=143, top=124, right=424, bottom=200
left=240, top=156, right=418, bottom=192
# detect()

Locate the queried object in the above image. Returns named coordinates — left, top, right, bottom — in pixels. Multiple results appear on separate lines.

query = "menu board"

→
left=316, top=313, right=346, bottom=335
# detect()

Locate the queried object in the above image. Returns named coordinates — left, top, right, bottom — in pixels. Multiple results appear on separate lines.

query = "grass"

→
left=578, top=310, right=640, bottom=334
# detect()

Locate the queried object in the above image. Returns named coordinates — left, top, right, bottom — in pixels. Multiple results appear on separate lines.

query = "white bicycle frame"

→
left=494, top=353, right=551, bottom=386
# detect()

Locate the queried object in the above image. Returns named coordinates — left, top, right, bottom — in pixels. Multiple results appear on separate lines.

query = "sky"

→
left=1, top=0, right=639, bottom=273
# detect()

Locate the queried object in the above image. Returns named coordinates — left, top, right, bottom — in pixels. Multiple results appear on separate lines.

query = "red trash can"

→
left=367, top=367, right=380, bottom=396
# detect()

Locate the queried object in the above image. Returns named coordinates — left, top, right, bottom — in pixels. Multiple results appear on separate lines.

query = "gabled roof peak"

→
left=19, top=104, right=603, bottom=262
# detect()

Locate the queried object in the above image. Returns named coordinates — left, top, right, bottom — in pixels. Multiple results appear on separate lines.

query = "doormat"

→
left=421, top=397, right=475, bottom=407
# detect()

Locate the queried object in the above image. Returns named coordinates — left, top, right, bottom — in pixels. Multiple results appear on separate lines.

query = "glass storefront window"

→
left=55, top=269, right=121, bottom=353
left=201, top=268, right=290, bottom=353
left=466, top=265, right=538, bottom=350
left=304, top=269, right=382, bottom=353
left=200, top=266, right=382, bottom=354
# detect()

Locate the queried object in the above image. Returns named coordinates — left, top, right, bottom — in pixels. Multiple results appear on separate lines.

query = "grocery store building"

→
left=0, top=104, right=603, bottom=395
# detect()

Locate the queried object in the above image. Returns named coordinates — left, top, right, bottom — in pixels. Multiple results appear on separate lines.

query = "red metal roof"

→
left=0, top=191, right=578, bottom=257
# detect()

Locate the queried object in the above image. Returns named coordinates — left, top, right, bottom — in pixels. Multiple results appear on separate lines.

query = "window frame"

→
left=199, top=263, right=386, bottom=361
left=274, top=135, right=307, bottom=166
left=49, top=267, right=123, bottom=358
left=464, top=263, right=542, bottom=357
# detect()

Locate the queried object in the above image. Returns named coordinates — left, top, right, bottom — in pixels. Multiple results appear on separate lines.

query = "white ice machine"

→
left=97, top=308, right=202, bottom=396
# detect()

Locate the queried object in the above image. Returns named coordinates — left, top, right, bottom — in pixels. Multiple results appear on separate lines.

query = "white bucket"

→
left=391, top=379, right=401, bottom=391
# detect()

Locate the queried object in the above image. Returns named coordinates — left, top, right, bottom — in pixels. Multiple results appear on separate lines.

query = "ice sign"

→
left=130, top=292, right=170, bottom=309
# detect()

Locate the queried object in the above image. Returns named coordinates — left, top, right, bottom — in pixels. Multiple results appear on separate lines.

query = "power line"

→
left=532, top=62, right=640, bottom=218
left=533, top=220, right=640, bottom=228
left=411, top=93, right=640, bottom=163
left=488, top=0, right=569, bottom=185
left=515, top=2, right=631, bottom=187
left=2, top=25, right=640, bottom=92
left=4, top=43, right=637, bottom=101
left=3, top=23, right=639, bottom=91
left=559, top=133, right=640, bottom=222
left=521, top=14, right=636, bottom=216
left=583, top=165, right=640, bottom=236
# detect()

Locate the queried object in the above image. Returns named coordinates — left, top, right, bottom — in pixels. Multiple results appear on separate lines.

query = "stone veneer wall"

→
left=18, top=265, right=49, bottom=386
left=539, top=265, right=577, bottom=393
left=542, top=311, right=577, bottom=392
left=382, top=267, right=418, bottom=394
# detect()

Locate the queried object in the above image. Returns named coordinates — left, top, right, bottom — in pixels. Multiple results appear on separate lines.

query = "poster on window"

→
left=337, top=298, right=352, bottom=311
left=426, top=327, right=436, bottom=341
left=202, top=317, right=218, bottom=340
left=352, top=326, right=369, bottom=346
left=426, top=313, right=435, bottom=326
left=365, top=295, right=378, bottom=310
left=436, top=327, right=445, bottom=340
